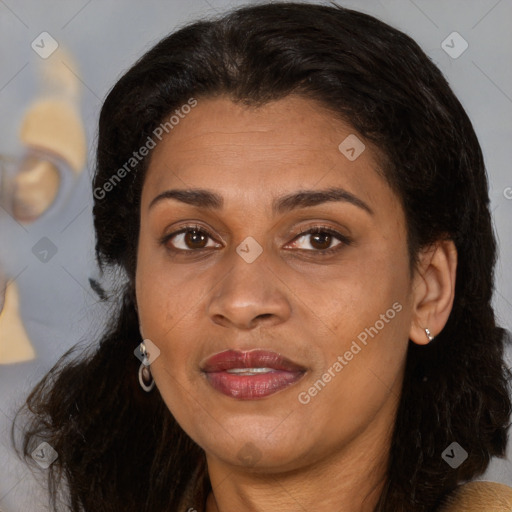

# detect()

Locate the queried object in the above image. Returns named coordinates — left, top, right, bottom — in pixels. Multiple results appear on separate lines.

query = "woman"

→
left=15, top=2, right=512, bottom=511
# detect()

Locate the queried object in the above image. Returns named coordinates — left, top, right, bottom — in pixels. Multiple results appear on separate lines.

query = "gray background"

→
left=0, top=0, right=511, bottom=510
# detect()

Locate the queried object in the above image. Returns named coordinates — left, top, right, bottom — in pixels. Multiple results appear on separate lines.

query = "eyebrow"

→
left=148, top=187, right=373, bottom=216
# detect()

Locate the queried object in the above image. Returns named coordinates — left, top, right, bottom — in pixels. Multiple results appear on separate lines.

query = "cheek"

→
left=326, top=247, right=409, bottom=330
left=311, top=242, right=411, bottom=394
left=134, top=241, right=210, bottom=386
left=135, top=231, right=189, bottom=333
left=299, top=282, right=409, bottom=444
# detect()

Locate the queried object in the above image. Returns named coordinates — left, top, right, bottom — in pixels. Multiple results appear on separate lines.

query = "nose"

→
left=206, top=249, right=292, bottom=331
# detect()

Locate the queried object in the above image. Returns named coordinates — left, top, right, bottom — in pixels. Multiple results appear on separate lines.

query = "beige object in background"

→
left=11, top=156, right=60, bottom=222
left=19, top=96, right=86, bottom=174
left=0, top=269, right=5, bottom=314
left=0, top=281, right=36, bottom=364
left=19, top=48, right=86, bottom=173
left=12, top=48, right=86, bottom=222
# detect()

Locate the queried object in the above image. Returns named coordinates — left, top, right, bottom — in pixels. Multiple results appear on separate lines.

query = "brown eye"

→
left=184, top=229, right=208, bottom=249
left=286, top=226, right=351, bottom=254
left=309, top=232, right=333, bottom=250
left=162, top=227, right=221, bottom=252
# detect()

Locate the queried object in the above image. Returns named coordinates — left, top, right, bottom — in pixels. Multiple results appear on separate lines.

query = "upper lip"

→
left=201, top=349, right=306, bottom=373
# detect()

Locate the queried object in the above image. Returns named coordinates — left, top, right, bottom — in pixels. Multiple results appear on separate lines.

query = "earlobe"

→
left=409, top=239, right=457, bottom=346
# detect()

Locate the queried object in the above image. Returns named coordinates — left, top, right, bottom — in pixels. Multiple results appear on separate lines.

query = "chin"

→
left=200, top=421, right=311, bottom=469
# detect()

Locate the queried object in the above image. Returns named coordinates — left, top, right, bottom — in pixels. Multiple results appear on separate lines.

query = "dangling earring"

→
left=425, top=328, right=434, bottom=342
left=138, top=341, right=155, bottom=392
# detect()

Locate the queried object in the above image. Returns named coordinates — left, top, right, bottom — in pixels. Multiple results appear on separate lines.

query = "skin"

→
left=135, top=95, right=457, bottom=512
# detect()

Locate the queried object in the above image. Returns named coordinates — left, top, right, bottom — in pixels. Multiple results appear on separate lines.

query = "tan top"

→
left=439, top=481, right=512, bottom=511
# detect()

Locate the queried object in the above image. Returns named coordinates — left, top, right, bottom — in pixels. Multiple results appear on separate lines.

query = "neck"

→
left=204, top=401, right=396, bottom=512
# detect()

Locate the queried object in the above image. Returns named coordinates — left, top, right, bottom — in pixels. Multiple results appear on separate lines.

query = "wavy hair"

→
left=14, top=3, right=511, bottom=511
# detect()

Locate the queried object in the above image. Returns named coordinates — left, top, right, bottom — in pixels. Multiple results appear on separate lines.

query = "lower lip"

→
left=204, top=370, right=305, bottom=399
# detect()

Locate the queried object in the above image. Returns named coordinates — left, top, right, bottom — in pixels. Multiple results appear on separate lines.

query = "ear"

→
left=409, top=239, right=457, bottom=346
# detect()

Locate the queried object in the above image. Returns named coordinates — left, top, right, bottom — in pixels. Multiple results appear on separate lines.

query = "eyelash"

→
left=159, top=224, right=351, bottom=256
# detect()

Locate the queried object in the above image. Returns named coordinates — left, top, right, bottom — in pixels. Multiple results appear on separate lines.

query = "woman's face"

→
left=136, top=95, right=417, bottom=473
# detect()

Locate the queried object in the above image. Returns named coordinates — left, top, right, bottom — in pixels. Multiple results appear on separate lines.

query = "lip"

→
left=201, top=349, right=306, bottom=400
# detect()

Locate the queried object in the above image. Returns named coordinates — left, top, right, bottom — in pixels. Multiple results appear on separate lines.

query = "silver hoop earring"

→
left=138, top=342, right=155, bottom=392
left=425, top=328, right=434, bottom=342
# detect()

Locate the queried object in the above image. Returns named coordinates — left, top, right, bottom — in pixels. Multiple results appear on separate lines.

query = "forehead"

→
left=142, top=95, right=393, bottom=214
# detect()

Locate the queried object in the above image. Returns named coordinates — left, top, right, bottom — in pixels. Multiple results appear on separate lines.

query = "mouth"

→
left=201, top=349, right=307, bottom=400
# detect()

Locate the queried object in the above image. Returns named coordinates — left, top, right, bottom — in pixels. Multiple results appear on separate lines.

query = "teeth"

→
left=226, top=367, right=274, bottom=375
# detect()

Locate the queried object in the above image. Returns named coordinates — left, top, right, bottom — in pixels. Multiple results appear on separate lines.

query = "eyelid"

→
left=287, top=224, right=351, bottom=244
left=159, top=223, right=223, bottom=249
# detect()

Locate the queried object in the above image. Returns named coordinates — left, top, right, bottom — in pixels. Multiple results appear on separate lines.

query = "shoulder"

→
left=438, top=481, right=512, bottom=512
